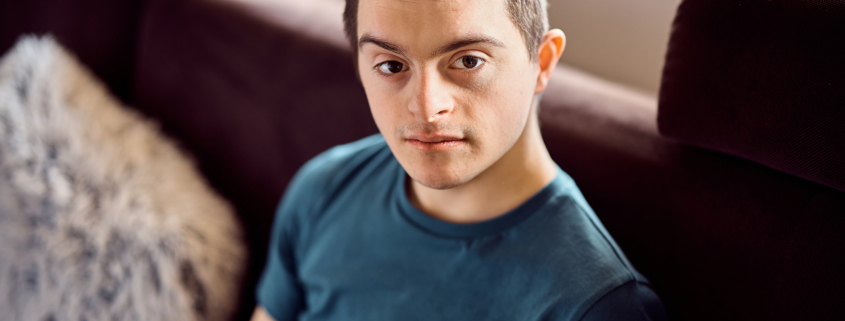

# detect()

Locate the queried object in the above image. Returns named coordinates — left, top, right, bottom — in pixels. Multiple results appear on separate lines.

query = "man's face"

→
left=357, top=0, right=541, bottom=189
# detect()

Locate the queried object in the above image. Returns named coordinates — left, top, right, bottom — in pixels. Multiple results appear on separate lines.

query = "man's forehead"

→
left=358, top=0, right=508, bottom=29
left=360, top=0, right=490, bottom=14
left=357, top=0, right=515, bottom=44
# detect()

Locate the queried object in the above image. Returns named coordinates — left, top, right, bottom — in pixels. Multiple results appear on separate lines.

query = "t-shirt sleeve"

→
left=255, top=158, right=327, bottom=321
left=255, top=137, right=385, bottom=320
left=255, top=197, right=306, bottom=321
left=578, top=281, right=667, bottom=321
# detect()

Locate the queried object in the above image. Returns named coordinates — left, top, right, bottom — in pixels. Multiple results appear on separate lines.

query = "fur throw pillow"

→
left=0, top=36, right=246, bottom=321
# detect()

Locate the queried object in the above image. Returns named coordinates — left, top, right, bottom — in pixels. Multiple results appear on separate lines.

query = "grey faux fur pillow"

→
left=0, top=36, right=246, bottom=321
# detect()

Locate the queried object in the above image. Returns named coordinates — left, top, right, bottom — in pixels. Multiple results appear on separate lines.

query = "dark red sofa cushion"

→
left=543, top=68, right=845, bottom=320
left=0, top=0, right=147, bottom=102
left=657, top=0, right=845, bottom=193
left=133, top=0, right=378, bottom=319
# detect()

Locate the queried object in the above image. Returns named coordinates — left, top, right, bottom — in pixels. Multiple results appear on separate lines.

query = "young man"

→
left=251, top=0, right=666, bottom=320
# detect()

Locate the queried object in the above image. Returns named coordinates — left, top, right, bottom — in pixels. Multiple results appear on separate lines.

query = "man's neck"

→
left=406, top=111, right=559, bottom=224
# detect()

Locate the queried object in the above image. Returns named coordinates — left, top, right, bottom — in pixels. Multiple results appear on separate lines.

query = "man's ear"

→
left=534, top=29, right=566, bottom=95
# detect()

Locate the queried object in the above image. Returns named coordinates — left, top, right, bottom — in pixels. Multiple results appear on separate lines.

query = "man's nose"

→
left=407, top=69, right=455, bottom=122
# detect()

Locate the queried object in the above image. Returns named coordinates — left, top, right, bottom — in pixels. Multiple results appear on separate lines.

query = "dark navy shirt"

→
left=256, top=134, right=666, bottom=321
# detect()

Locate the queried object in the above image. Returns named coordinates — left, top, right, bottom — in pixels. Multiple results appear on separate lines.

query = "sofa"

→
left=1, top=0, right=842, bottom=320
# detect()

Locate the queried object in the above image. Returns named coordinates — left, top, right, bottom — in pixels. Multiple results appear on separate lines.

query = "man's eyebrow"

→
left=358, top=34, right=406, bottom=56
left=358, top=33, right=506, bottom=58
left=433, top=35, right=506, bottom=57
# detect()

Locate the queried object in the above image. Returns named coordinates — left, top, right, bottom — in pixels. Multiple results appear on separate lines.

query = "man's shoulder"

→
left=284, top=134, right=393, bottom=206
left=298, top=134, right=390, bottom=179
left=525, top=170, right=660, bottom=318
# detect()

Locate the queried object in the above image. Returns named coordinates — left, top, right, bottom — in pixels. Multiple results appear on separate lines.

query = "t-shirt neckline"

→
left=393, top=162, right=563, bottom=239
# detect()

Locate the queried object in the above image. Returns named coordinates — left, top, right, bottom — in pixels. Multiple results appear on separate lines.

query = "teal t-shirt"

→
left=256, top=134, right=665, bottom=321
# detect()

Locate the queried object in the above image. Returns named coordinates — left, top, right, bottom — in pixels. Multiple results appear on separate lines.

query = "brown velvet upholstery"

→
left=658, top=0, right=845, bottom=193
left=2, top=0, right=843, bottom=320
left=544, top=66, right=845, bottom=320
left=0, top=0, right=147, bottom=102
left=132, top=0, right=378, bottom=319
left=652, top=0, right=845, bottom=318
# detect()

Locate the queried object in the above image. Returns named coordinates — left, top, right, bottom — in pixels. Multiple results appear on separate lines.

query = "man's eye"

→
left=451, top=56, right=485, bottom=70
left=377, top=61, right=405, bottom=74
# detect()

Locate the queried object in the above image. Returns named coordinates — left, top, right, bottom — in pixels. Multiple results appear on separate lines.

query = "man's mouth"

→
left=405, top=134, right=466, bottom=151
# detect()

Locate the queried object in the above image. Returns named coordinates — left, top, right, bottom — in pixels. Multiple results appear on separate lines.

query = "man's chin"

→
left=409, top=173, right=468, bottom=190
left=397, top=152, right=483, bottom=190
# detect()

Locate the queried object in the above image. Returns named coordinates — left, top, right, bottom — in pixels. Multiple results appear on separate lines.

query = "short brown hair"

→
left=343, top=0, right=549, bottom=68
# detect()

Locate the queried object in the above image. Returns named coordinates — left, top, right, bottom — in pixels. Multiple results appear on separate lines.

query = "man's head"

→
left=346, top=0, right=565, bottom=190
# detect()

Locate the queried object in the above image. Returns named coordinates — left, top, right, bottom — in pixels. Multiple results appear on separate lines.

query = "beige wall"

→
left=548, top=0, right=681, bottom=96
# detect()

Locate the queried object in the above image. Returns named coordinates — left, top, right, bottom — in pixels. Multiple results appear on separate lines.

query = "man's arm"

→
left=250, top=306, right=277, bottom=321
left=579, top=281, right=667, bottom=321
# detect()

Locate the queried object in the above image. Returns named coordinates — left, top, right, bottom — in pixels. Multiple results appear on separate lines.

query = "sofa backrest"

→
left=658, top=0, right=845, bottom=193
left=132, top=0, right=378, bottom=319
left=9, top=0, right=840, bottom=319
left=0, top=0, right=147, bottom=103
left=131, top=0, right=845, bottom=320
left=654, top=0, right=845, bottom=318
left=130, top=0, right=674, bottom=320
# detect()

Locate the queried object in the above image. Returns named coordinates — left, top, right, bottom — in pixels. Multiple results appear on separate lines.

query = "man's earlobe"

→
left=535, top=29, right=566, bottom=94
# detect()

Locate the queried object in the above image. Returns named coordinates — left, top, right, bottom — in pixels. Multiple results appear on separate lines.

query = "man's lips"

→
left=406, top=134, right=463, bottom=143
left=405, top=134, right=466, bottom=151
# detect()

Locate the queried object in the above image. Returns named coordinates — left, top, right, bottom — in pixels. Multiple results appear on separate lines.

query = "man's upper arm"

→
left=578, top=280, right=667, bottom=321
left=254, top=158, right=325, bottom=321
